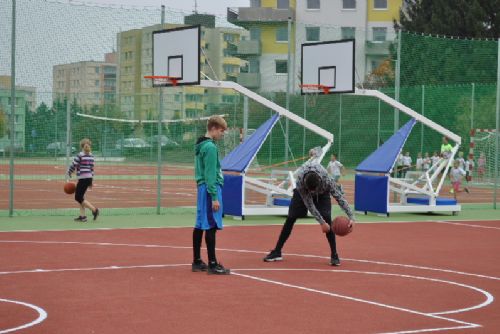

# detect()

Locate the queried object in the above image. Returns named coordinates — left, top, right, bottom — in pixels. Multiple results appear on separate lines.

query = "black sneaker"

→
left=92, top=208, right=100, bottom=221
left=207, top=263, right=230, bottom=275
left=330, top=253, right=341, bottom=266
left=74, top=216, right=87, bottom=222
left=263, top=250, right=283, bottom=262
left=191, top=259, right=208, bottom=272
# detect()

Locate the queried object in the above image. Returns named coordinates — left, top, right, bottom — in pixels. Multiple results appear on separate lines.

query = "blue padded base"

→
left=273, top=198, right=291, bottom=207
left=407, top=197, right=458, bottom=205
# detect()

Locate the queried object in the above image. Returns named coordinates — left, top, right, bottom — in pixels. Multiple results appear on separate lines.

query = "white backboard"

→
left=152, top=25, right=200, bottom=87
left=301, top=39, right=355, bottom=94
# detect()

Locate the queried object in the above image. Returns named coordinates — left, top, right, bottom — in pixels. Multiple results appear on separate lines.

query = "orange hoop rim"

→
left=144, top=75, right=179, bottom=86
left=300, top=84, right=331, bottom=94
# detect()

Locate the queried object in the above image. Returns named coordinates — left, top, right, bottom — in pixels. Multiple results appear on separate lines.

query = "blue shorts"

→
left=195, top=184, right=223, bottom=230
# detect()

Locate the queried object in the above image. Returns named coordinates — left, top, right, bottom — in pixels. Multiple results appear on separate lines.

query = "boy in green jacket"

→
left=192, top=115, right=230, bottom=275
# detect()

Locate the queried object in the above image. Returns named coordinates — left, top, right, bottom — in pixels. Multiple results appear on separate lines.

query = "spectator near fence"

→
left=440, top=137, right=453, bottom=159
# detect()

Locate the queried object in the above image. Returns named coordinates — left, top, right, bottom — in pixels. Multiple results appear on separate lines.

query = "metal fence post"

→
left=9, top=0, right=16, bottom=217
left=156, top=5, right=165, bottom=215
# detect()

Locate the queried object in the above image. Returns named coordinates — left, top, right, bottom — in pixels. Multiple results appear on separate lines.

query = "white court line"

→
left=434, top=220, right=500, bottom=230
left=233, top=268, right=494, bottom=316
left=0, top=264, right=488, bottom=333
left=0, top=298, right=47, bottom=334
left=0, top=240, right=499, bottom=281
left=231, top=271, right=480, bottom=334
left=0, top=263, right=190, bottom=276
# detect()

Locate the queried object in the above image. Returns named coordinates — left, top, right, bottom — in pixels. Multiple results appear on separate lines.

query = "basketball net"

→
left=301, top=84, right=330, bottom=108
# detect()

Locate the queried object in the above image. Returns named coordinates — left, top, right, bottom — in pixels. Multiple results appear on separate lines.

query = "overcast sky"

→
left=77, top=0, right=250, bottom=15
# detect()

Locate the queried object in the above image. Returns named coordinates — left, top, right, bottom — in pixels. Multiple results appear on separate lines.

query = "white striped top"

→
left=67, top=152, right=94, bottom=179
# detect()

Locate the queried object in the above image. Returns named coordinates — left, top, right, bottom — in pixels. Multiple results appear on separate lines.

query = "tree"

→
left=398, top=0, right=500, bottom=38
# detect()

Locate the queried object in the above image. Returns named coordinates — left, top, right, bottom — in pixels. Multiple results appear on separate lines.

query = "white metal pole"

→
left=377, top=99, right=381, bottom=148
left=394, top=29, right=402, bottom=134
left=285, top=16, right=292, bottom=164
left=9, top=0, right=16, bottom=217
left=338, top=95, right=342, bottom=159
left=156, top=5, right=165, bottom=215
left=421, top=84, right=425, bottom=153
left=494, top=40, right=500, bottom=209
left=66, top=99, right=71, bottom=167
left=471, top=83, right=475, bottom=130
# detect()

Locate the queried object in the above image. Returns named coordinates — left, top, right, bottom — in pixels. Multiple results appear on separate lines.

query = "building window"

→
left=223, top=64, right=237, bottom=73
left=341, top=27, right=356, bottom=39
left=250, top=0, right=260, bottom=7
left=249, top=59, right=260, bottom=73
left=306, top=27, right=320, bottom=41
left=95, top=80, right=100, bottom=87
left=374, top=0, right=387, bottom=9
left=223, top=33, right=235, bottom=42
left=186, top=109, right=198, bottom=118
left=276, top=27, right=288, bottom=42
left=342, top=0, right=356, bottom=9
left=250, top=27, right=261, bottom=41
left=372, top=27, right=387, bottom=41
left=307, top=0, right=320, bottom=9
left=275, top=60, right=288, bottom=74
left=371, top=59, right=383, bottom=72
left=277, top=0, right=289, bottom=9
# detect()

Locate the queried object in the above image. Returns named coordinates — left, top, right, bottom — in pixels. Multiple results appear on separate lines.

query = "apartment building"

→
left=228, top=0, right=296, bottom=92
left=229, top=0, right=401, bottom=92
left=52, top=52, right=117, bottom=110
left=0, top=76, right=36, bottom=151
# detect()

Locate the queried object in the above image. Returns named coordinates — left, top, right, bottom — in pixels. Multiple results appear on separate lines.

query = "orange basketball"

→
left=64, top=182, right=76, bottom=195
left=332, top=216, right=352, bottom=236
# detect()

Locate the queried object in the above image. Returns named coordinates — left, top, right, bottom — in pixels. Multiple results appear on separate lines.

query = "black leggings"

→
left=75, top=178, right=92, bottom=204
left=274, top=189, right=337, bottom=257
left=193, top=228, right=217, bottom=264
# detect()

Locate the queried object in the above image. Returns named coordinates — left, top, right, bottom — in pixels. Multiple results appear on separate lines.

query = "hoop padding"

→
left=222, top=174, right=243, bottom=216
left=354, top=174, right=389, bottom=214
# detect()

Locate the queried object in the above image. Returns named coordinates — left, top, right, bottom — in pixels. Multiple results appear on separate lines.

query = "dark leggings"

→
left=75, top=178, right=92, bottom=204
left=193, top=228, right=217, bottom=263
left=274, top=189, right=337, bottom=257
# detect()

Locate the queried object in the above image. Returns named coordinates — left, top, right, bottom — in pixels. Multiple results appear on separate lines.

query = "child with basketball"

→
left=66, top=138, right=99, bottom=222
left=192, top=115, right=230, bottom=275
left=263, top=161, right=355, bottom=266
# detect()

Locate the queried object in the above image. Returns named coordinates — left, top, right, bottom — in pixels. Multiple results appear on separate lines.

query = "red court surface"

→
left=1, top=163, right=495, bottom=211
left=0, top=220, right=499, bottom=333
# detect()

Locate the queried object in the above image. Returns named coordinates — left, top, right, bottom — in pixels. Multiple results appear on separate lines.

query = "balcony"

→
left=236, top=40, right=261, bottom=56
left=237, top=73, right=260, bottom=89
left=365, top=41, right=392, bottom=56
left=228, top=7, right=295, bottom=26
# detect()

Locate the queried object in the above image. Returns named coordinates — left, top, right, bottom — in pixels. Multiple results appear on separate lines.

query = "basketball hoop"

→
left=144, top=75, right=179, bottom=86
left=301, top=84, right=331, bottom=108
left=300, top=84, right=331, bottom=95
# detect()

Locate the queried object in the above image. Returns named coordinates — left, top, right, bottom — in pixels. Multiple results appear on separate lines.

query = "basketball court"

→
left=2, top=12, right=499, bottom=334
left=0, top=219, right=499, bottom=333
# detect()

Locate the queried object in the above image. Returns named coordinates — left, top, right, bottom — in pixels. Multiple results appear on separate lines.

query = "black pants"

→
left=75, top=178, right=92, bottom=204
left=274, top=189, right=337, bottom=257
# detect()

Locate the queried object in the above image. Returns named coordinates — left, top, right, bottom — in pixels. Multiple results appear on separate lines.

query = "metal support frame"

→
left=353, top=88, right=462, bottom=214
left=200, top=80, right=334, bottom=216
